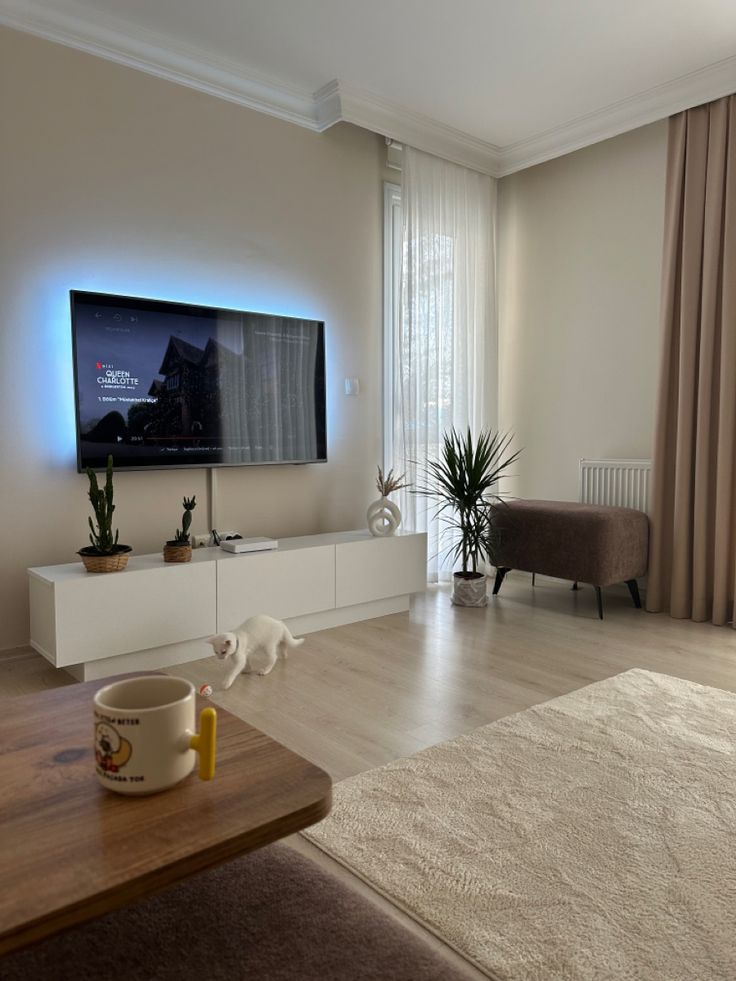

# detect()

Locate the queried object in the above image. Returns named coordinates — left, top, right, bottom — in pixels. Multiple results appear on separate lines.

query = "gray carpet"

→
left=305, top=669, right=736, bottom=981
left=1, top=843, right=469, bottom=980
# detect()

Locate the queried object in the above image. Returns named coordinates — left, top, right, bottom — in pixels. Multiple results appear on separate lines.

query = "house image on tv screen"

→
left=137, top=335, right=234, bottom=443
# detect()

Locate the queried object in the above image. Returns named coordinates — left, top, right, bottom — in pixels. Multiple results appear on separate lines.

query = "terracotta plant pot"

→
left=163, top=541, right=192, bottom=563
left=78, top=545, right=132, bottom=573
left=451, top=572, right=487, bottom=607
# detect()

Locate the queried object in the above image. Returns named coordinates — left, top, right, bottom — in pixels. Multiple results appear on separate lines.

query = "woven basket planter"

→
left=163, top=542, right=193, bottom=563
left=78, top=545, right=132, bottom=574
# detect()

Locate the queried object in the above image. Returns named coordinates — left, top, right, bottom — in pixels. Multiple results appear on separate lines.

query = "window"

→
left=382, top=148, right=497, bottom=580
left=383, top=181, right=401, bottom=472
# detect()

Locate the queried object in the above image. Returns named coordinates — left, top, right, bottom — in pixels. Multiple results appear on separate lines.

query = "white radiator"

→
left=579, top=459, right=652, bottom=513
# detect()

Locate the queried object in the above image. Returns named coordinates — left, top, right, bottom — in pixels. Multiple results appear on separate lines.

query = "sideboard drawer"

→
left=217, top=545, right=336, bottom=629
left=50, top=562, right=217, bottom=666
left=335, top=534, right=427, bottom=608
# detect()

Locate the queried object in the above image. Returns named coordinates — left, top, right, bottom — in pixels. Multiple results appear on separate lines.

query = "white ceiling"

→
left=2, top=0, right=736, bottom=174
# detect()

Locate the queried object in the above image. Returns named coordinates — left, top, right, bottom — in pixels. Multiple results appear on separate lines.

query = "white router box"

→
left=219, top=537, right=279, bottom=554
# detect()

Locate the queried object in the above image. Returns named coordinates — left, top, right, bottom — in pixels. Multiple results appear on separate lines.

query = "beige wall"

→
left=498, top=121, right=668, bottom=500
left=0, top=24, right=673, bottom=650
left=0, top=27, right=386, bottom=650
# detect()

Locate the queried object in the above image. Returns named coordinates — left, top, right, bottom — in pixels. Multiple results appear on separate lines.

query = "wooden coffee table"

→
left=0, top=677, right=332, bottom=955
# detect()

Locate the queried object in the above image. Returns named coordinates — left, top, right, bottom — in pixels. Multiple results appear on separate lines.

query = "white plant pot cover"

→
left=452, top=574, right=488, bottom=607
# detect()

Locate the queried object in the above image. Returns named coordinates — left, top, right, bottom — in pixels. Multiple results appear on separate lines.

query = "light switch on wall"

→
left=344, top=377, right=360, bottom=395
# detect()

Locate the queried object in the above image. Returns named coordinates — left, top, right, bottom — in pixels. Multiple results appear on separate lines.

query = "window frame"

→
left=382, top=180, right=401, bottom=472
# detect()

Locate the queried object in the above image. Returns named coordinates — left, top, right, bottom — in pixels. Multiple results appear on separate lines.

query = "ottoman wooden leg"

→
left=595, top=586, right=604, bottom=620
left=626, top=579, right=642, bottom=609
left=493, top=568, right=510, bottom=595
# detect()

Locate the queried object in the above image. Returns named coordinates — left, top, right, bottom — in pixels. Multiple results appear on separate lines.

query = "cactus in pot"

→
left=78, top=455, right=132, bottom=572
left=164, top=495, right=197, bottom=562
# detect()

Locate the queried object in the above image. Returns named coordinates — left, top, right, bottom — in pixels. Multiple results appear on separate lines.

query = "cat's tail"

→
left=282, top=626, right=305, bottom=649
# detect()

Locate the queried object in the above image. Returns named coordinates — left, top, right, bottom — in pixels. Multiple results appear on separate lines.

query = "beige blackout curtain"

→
left=647, top=95, right=736, bottom=626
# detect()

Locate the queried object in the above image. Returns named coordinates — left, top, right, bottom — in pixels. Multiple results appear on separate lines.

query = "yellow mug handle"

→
left=189, top=707, right=217, bottom=780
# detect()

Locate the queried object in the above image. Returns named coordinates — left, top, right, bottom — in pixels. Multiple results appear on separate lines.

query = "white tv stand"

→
left=28, top=530, right=427, bottom=681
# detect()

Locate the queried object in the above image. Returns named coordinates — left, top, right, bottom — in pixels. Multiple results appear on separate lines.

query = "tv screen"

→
left=71, top=291, right=326, bottom=471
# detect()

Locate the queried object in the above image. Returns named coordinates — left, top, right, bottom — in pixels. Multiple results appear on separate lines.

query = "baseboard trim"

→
left=0, top=645, right=39, bottom=662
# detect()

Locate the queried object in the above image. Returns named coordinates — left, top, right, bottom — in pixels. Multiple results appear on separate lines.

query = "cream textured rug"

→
left=304, top=669, right=736, bottom=981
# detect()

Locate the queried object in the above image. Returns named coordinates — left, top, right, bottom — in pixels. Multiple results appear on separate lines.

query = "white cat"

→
left=206, top=614, right=304, bottom=689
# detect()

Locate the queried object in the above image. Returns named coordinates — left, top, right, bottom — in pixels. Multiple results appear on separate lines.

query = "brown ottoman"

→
left=0, top=843, right=471, bottom=981
left=492, top=499, right=649, bottom=619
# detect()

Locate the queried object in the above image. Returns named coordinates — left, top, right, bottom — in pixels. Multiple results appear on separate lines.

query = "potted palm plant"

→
left=78, top=455, right=132, bottom=573
left=164, top=496, right=197, bottom=562
left=417, top=428, right=519, bottom=606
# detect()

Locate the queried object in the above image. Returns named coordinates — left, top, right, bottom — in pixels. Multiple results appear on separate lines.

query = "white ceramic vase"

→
left=367, top=495, right=402, bottom=537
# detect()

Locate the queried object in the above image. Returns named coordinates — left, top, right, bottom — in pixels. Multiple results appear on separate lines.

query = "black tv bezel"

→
left=70, top=290, right=327, bottom=473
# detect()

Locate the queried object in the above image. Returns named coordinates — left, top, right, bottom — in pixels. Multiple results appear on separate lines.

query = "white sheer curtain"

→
left=393, top=146, right=497, bottom=581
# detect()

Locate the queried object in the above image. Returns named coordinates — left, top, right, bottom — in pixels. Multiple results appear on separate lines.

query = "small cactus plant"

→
left=86, top=455, right=119, bottom=555
left=174, top=496, right=197, bottom=544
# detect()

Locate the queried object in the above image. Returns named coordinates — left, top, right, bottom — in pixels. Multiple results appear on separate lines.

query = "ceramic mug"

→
left=93, top=675, right=216, bottom=795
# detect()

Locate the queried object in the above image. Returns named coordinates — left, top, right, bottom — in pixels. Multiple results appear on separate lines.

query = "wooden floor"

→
left=4, top=574, right=736, bottom=782
left=3, top=575, right=736, bottom=980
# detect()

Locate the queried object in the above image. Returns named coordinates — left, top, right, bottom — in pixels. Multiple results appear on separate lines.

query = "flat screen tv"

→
left=71, top=291, right=326, bottom=471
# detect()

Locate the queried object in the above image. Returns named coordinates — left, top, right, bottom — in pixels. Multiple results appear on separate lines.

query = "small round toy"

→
left=198, top=684, right=213, bottom=698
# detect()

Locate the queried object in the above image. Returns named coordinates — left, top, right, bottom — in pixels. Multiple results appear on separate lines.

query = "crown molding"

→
left=385, top=139, right=403, bottom=172
left=313, top=80, right=343, bottom=132
left=2, top=0, right=736, bottom=177
left=319, top=81, right=503, bottom=176
left=0, top=0, right=321, bottom=129
left=498, top=54, right=736, bottom=175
